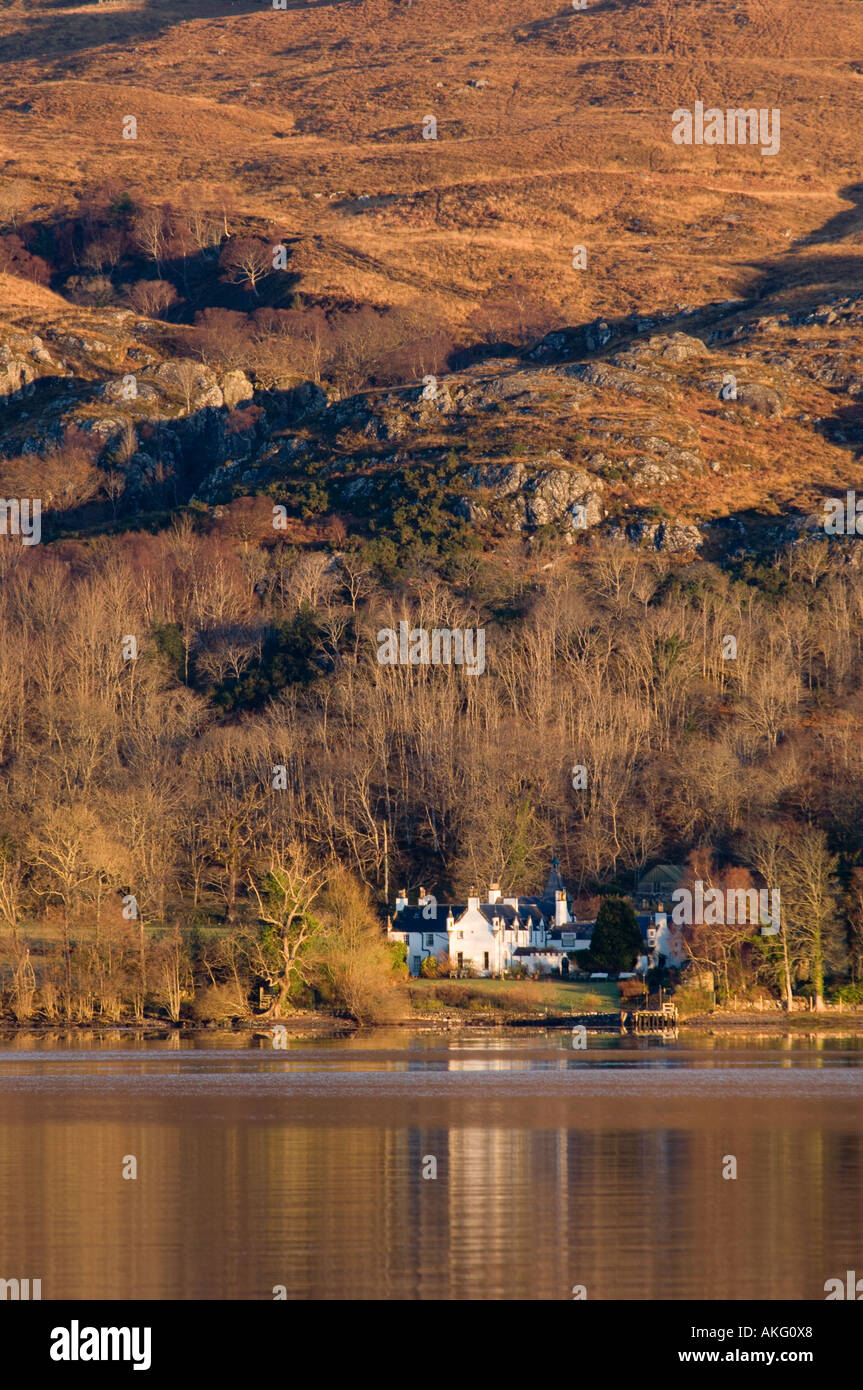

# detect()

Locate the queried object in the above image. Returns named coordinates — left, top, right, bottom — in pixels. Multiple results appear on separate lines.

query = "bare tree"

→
left=173, top=360, right=203, bottom=414
left=128, top=280, right=178, bottom=318
left=244, top=842, right=329, bottom=1016
left=219, top=237, right=272, bottom=296
left=132, top=208, right=167, bottom=272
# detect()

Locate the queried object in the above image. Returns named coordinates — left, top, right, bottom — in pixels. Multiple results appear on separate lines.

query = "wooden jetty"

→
left=620, top=1001, right=679, bottom=1033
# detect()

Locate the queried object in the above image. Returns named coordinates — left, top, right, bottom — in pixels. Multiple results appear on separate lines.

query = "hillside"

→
left=0, top=0, right=860, bottom=540
left=0, top=0, right=862, bottom=1022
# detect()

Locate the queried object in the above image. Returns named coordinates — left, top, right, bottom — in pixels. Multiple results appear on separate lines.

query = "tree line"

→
left=0, top=516, right=861, bottom=1019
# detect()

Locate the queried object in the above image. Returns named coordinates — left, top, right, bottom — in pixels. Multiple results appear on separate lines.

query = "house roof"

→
left=478, top=904, right=528, bottom=926
left=543, top=855, right=567, bottom=898
left=392, top=907, right=461, bottom=931
left=516, top=897, right=551, bottom=919
left=394, top=902, right=542, bottom=930
left=636, top=863, right=683, bottom=892
left=549, top=924, right=594, bottom=941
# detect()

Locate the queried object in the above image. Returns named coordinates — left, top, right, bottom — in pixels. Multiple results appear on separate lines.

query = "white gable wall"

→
left=449, top=904, right=498, bottom=975
left=392, top=927, right=450, bottom=976
left=650, top=912, right=687, bottom=967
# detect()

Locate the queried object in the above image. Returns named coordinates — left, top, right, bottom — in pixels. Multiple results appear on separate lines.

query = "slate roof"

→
left=544, top=855, right=567, bottom=898
left=391, top=906, right=463, bottom=931
left=516, top=897, right=551, bottom=920
left=478, top=904, right=529, bottom=926
left=548, top=923, right=595, bottom=941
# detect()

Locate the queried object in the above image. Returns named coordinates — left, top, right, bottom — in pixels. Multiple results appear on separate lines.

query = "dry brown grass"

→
left=1, top=0, right=863, bottom=528
left=0, top=272, right=70, bottom=314
left=1, top=0, right=861, bottom=330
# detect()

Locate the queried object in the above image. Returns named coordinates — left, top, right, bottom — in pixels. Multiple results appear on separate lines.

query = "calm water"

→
left=1, top=1029, right=862, bottom=1300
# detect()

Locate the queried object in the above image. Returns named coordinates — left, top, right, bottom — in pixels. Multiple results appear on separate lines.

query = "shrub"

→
left=834, top=982, right=863, bottom=1006
left=388, top=940, right=409, bottom=977
left=188, top=982, right=249, bottom=1023
left=673, top=985, right=714, bottom=1017
left=128, top=279, right=178, bottom=317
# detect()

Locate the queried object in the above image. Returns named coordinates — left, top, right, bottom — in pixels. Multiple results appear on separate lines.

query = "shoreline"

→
left=2, top=1008, right=863, bottom=1040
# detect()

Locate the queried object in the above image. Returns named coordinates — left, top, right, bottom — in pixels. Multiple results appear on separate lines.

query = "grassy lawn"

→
left=402, top=978, right=620, bottom=1015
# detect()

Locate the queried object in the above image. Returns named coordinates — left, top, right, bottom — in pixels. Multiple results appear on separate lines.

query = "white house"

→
left=388, top=859, right=685, bottom=977
left=388, top=860, right=573, bottom=977
left=638, top=909, right=687, bottom=968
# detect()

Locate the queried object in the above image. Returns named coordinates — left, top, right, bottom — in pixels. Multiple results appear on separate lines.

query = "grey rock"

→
left=451, top=497, right=489, bottom=523
left=632, top=460, right=680, bottom=488
left=525, top=463, right=603, bottom=527
left=657, top=520, right=702, bottom=552
left=626, top=518, right=702, bottom=552
left=0, top=359, right=35, bottom=396
left=566, top=361, right=671, bottom=403
left=736, top=383, right=784, bottom=417
left=342, top=476, right=377, bottom=501
left=461, top=461, right=525, bottom=498
left=648, top=332, right=709, bottom=363
left=221, top=370, right=254, bottom=409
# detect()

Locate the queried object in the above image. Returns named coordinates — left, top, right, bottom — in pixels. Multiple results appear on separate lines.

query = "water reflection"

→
left=0, top=1030, right=860, bottom=1300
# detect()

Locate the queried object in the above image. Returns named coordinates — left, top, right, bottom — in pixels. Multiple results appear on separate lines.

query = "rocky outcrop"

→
left=626, top=518, right=703, bottom=553
left=2, top=286, right=858, bottom=559
left=462, top=461, right=525, bottom=498
left=520, top=463, right=604, bottom=528
left=222, top=371, right=255, bottom=409
left=461, top=452, right=604, bottom=530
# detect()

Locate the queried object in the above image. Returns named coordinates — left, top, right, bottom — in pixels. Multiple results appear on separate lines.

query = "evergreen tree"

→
left=590, top=897, right=642, bottom=972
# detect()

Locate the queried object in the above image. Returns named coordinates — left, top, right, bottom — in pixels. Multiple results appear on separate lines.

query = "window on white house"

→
left=457, top=931, right=464, bottom=940
left=424, top=934, right=434, bottom=947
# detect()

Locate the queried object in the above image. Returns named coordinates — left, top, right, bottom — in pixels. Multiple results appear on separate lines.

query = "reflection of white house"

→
left=389, top=859, right=686, bottom=977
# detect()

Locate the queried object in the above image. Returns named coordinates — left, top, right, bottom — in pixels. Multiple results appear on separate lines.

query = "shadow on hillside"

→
left=0, top=0, right=301, bottom=65
left=793, top=182, right=863, bottom=247
left=110, top=246, right=300, bottom=321
left=524, top=181, right=863, bottom=370
left=819, top=400, right=863, bottom=450
left=710, top=182, right=863, bottom=315
left=14, top=198, right=302, bottom=320
left=521, top=0, right=620, bottom=38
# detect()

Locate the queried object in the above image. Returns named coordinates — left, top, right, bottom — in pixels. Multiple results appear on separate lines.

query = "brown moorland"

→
left=0, top=0, right=860, bottom=326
